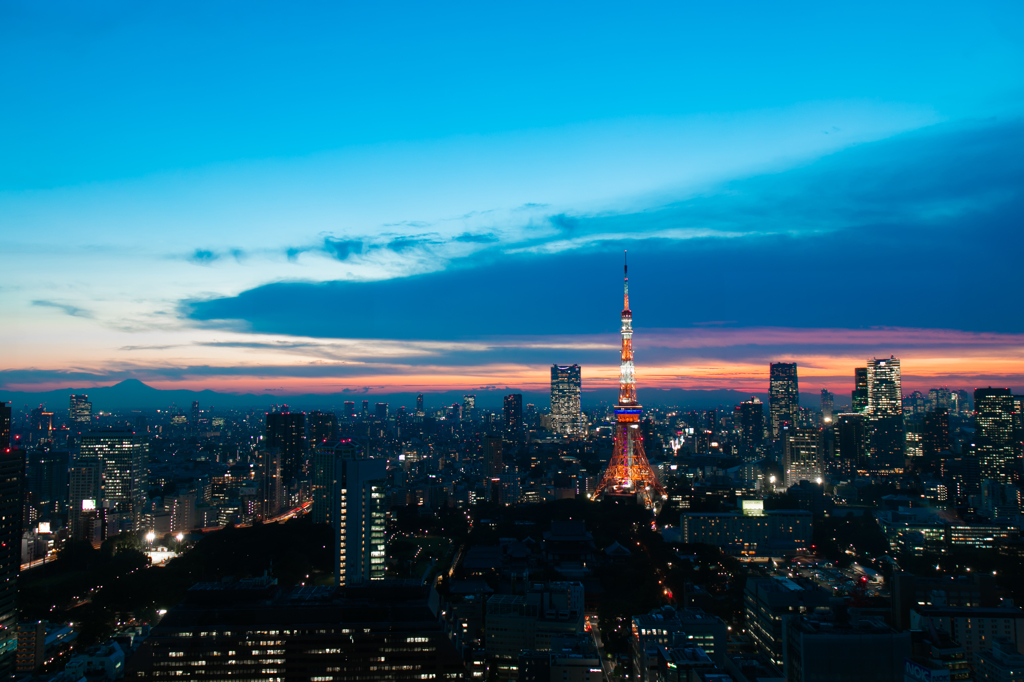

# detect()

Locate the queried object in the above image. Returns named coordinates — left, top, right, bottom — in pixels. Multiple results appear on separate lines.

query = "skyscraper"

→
left=29, top=407, right=53, bottom=443
left=416, top=394, right=424, bottom=417
left=820, top=389, right=834, bottom=424
left=190, top=400, right=200, bottom=435
left=257, top=449, right=283, bottom=519
left=550, top=364, right=584, bottom=438
left=852, top=368, right=868, bottom=413
left=265, top=412, right=306, bottom=491
left=462, top=395, right=476, bottom=422
left=503, top=394, right=523, bottom=439
left=783, top=428, right=822, bottom=487
left=343, top=401, right=356, bottom=421
left=0, top=403, right=9, bottom=450
left=974, top=387, right=1015, bottom=483
left=307, top=410, right=339, bottom=445
left=0, top=447, right=23, bottom=677
left=736, top=397, right=765, bottom=462
left=833, top=413, right=865, bottom=478
left=866, top=356, right=904, bottom=472
left=375, top=403, right=389, bottom=422
left=334, top=456, right=387, bottom=586
left=79, top=430, right=147, bottom=530
left=69, top=394, right=92, bottom=425
left=68, top=458, right=101, bottom=542
left=594, top=254, right=666, bottom=507
left=769, top=363, right=799, bottom=440
left=361, top=401, right=369, bottom=418
left=923, top=408, right=950, bottom=458
left=312, top=440, right=360, bottom=525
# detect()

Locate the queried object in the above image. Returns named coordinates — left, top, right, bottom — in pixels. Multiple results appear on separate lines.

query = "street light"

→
left=145, top=531, right=156, bottom=544
left=175, top=533, right=184, bottom=543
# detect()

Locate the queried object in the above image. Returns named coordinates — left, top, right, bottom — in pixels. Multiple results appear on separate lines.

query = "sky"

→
left=2, top=1, right=1024, bottom=400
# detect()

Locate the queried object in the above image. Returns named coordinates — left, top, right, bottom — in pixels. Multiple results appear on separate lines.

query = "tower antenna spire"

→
left=594, top=254, right=666, bottom=509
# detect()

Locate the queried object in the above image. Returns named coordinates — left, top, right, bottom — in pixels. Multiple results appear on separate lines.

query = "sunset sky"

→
left=3, top=2, right=1023, bottom=400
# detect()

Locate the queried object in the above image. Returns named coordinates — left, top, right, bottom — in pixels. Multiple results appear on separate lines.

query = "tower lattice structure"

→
left=593, top=254, right=667, bottom=508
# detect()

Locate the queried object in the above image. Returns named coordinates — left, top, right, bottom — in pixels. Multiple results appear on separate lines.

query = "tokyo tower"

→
left=593, top=252, right=667, bottom=508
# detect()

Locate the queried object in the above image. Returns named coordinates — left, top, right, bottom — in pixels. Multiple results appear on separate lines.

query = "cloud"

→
left=323, top=238, right=363, bottom=260
left=187, top=249, right=219, bottom=265
left=32, top=299, right=94, bottom=319
left=452, top=232, right=500, bottom=244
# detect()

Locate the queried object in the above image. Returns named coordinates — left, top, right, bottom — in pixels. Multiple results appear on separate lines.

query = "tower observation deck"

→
left=593, top=253, right=667, bottom=508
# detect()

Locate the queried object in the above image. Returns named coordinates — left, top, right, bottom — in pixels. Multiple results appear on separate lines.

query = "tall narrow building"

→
left=0, top=403, right=9, bottom=450
left=769, top=363, right=799, bottom=440
left=79, top=430, right=147, bottom=531
left=852, top=368, right=868, bottom=413
left=736, top=397, right=765, bottom=462
left=265, top=412, right=306, bottom=492
left=0, top=447, right=23, bottom=677
left=783, top=428, right=822, bottom=487
left=312, top=440, right=361, bottom=525
left=462, top=395, right=476, bottom=422
left=974, top=387, right=1015, bottom=483
left=820, top=389, right=834, bottom=424
left=866, top=356, right=904, bottom=472
left=334, top=456, right=387, bottom=586
left=594, top=254, right=666, bottom=508
left=550, top=364, right=584, bottom=438
left=503, top=394, right=523, bottom=439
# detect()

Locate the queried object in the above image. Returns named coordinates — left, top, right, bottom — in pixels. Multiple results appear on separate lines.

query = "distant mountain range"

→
left=0, top=379, right=841, bottom=413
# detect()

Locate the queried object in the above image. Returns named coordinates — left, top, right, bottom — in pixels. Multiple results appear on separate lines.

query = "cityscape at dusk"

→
left=2, top=3, right=1024, bottom=682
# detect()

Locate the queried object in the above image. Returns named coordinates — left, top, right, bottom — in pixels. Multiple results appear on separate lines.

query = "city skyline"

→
left=3, top=3, right=1024, bottom=397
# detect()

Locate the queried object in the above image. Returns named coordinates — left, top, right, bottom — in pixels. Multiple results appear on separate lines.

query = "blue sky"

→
left=2, top=1, right=1024, bottom=397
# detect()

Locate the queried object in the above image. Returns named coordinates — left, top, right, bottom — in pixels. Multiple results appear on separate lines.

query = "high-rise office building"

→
left=820, top=389, right=834, bottom=424
left=484, top=436, right=504, bottom=479
left=783, top=428, right=823, bottom=487
left=312, top=440, right=360, bottom=526
left=257, top=449, right=283, bottom=519
left=0, top=403, right=9, bottom=450
left=361, top=401, right=369, bottom=418
left=852, top=368, right=868, bottom=413
left=307, top=410, right=338, bottom=445
left=0, top=447, right=23, bottom=677
left=29, top=408, right=53, bottom=443
left=69, top=459, right=101, bottom=542
left=975, top=388, right=1015, bottom=484
left=833, top=413, right=865, bottom=477
left=265, top=412, right=306, bottom=490
left=79, top=430, right=147, bottom=530
left=462, top=395, right=476, bottom=422
left=416, top=394, right=425, bottom=416
left=923, top=408, right=950, bottom=457
left=374, top=403, right=389, bottom=422
left=343, top=401, right=356, bottom=420
left=550, top=365, right=584, bottom=438
left=1014, top=395, right=1024, bottom=461
left=190, top=401, right=200, bottom=435
left=866, top=357, right=904, bottom=472
left=69, top=395, right=92, bottom=425
left=504, top=394, right=523, bottom=439
left=25, top=449, right=70, bottom=520
left=334, top=456, right=387, bottom=586
left=736, top=397, right=765, bottom=462
left=769, top=363, right=799, bottom=440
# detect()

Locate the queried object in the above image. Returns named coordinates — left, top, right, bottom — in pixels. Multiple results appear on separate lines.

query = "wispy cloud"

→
left=32, top=299, right=94, bottom=319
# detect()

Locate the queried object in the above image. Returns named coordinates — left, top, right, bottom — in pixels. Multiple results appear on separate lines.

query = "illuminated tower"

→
left=594, top=254, right=666, bottom=508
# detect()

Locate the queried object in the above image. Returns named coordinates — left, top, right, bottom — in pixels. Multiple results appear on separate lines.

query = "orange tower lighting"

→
left=593, top=252, right=667, bottom=508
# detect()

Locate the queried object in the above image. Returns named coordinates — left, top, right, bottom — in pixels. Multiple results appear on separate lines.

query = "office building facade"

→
left=265, top=412, right=306, bottom=491
left=737, top=397, right=766, bottom=462
left=69, top=394, right=92, bottom=425
left=79, top=430, right=147, bottom=530
left=866, top=356, right=905, bottom=472
left=852, top=367, right=868, bottom=413
left=504, top=394, right=523, bottom=439
left=0, top=448, right=23, bottom=677
left=783, top=429, right=822, bottom=487
left=769, top=363, right=799, bottom=440
left=334, top=456, right=387, bottom=586
left=975, top=388, right=1015, bottom=483
left=550, top=365, right=585, bottom=438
